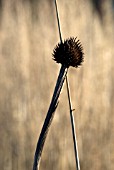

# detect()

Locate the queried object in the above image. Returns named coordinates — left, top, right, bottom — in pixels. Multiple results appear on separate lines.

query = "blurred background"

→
left=0, top=0, right=114, bottom=170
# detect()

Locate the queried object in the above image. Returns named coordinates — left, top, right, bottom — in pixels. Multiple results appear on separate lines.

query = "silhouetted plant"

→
left=33, top=37, right=84, bottom=170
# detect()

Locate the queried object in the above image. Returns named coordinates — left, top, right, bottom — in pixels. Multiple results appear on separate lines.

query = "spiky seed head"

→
left=52, top=37, right=84, bottom=68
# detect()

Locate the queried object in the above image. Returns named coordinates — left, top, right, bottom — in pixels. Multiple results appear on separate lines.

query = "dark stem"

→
left=33, top=65, right=67, bottom=170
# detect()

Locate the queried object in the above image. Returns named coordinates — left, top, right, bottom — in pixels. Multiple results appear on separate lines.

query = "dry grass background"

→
left=0, top=0, right=114, bottom=170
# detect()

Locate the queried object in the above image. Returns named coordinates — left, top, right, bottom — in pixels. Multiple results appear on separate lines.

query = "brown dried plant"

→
left=33, top=37, right=84, bottom=170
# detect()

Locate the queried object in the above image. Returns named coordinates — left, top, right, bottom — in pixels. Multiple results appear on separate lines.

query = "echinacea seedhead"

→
left=53, top=37, right=84, bottom=68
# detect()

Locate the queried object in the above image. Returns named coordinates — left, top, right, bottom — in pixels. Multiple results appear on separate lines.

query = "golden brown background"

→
left=0, top=0, right=114, bottom=169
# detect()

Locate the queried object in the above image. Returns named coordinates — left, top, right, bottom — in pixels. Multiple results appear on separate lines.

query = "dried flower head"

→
left=53, top=37, right=84, bottom=68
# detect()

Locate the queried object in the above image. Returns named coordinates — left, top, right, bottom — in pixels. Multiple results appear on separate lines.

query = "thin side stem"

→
left=54, top=1, right=81, bottom=169
left=66, top=76, right=80, bottom=170
left=54, top=0, right=62, bottom=43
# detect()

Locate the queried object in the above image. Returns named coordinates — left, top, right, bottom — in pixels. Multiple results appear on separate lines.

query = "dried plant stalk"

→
left=33, top=65, right=68, bottom=170
left=33, top=36, right=83, bottom=170
left=54, top=1, right=83, bottom=169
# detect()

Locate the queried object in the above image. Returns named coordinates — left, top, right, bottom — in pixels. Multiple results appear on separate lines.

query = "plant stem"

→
left=54, top=0, right=81, bottom=169
left=66, top=77, right=80, bottom=170
left=33, top=65, right=68, bottom=170
left=54, top=0, right=62, bottom=43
